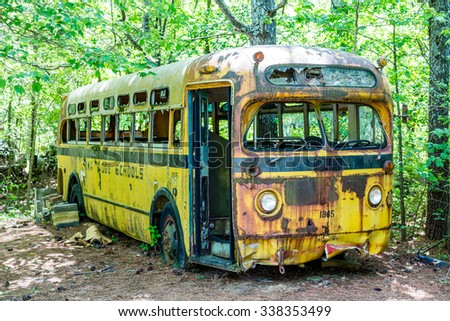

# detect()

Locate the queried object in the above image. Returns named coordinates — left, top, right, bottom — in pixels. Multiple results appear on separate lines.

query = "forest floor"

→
left=0, top=217, right=449, bottom=301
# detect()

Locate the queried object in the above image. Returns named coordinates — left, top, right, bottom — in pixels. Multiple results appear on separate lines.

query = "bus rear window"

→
left=266, top=66, right=376, bottom=88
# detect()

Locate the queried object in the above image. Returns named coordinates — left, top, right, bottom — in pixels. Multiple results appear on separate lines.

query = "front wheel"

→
left=159, top=204, right=187, bottom=269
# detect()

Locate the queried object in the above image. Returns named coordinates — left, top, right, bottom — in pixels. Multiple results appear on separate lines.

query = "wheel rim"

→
left=161, top=217, right=178, bottom=265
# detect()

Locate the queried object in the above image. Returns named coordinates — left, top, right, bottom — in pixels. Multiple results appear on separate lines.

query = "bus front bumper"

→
left=237, top=228, right=390, bottom=271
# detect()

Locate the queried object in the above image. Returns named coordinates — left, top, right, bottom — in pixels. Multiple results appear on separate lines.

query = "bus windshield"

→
left=244, top=102, right=323, bottom=151
left=244, top=102, right=387, bottom=151
left=320, top=103, right=387, bottom=150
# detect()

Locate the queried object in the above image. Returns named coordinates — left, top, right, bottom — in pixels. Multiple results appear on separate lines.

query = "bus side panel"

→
left=57, top=145, right=190, bottom=248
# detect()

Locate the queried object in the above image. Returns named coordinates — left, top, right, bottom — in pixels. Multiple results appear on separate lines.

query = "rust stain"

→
left=341, top=175, right=368, bottom=199
left=281, top=218, right=290, bottom=233
left=285, top=177, right=338, bottom=206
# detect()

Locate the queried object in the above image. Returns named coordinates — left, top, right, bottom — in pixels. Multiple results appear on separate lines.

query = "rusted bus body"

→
left=57, top=45, right=393, bottom=272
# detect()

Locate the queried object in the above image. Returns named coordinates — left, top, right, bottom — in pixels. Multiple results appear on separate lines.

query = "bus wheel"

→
left=159, top=204, right=187, bottom=269
left=69, top=183, right=85, bottom=215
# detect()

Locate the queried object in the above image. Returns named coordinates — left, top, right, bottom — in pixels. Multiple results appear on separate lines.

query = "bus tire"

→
left=69, top=183, right=85, bottom=216
left=159, top=204, right=187, bottom=269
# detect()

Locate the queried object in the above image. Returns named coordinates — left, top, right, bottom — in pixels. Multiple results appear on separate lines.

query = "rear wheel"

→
left=69, top=183, right=85, bottom=215
left=159, top=204, right=187, bottom=269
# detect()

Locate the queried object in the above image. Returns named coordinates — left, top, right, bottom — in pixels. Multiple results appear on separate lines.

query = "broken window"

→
left=78, top=102, right=86, bottom=114
left=152, top=110, right=169, bottom=146
left=89, top=115, right=102, bottom=143
left=118, top=113, right=133, bottom=142
left=150, top=88, right=169, bottom=106
left=64, top=119, right=77, bottom=143
left=78, top=118, right=88, bottom=142
left=172, top=109, right=182, bottom=147
left=134, top=112, right=150, bottom=143
left=104, top=115, right=116, bottom=144
left=117, top=94, right=130, bottom=108
left=133, top=91, right=147, bottom=106
left=266, top=66, right=376, bottom=88
left=90, top=99, right=100, bottom=112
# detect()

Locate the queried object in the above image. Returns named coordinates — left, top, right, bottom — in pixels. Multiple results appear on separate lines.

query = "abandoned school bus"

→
left=56, top=45, right=394, bottom=273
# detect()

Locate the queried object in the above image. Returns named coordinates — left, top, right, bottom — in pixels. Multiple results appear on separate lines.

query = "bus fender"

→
left=149, top=188, right=183, bottom=234
left=67, top=171, right=81, bottom=198
left=67, top=171, right=86, bottom=214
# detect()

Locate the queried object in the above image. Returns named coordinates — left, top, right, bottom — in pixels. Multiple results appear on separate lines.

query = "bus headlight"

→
left=255, top=189, right=282, bottom=219
left=260, top=191, right=278, bottom=213
left=368, top=186, right=383, bottom=207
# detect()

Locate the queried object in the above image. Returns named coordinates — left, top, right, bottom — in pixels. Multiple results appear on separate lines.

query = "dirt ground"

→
left=0, top=218, right=449, bottom=301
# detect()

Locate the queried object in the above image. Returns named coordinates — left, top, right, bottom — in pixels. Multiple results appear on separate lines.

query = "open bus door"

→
left=188, top=86, right=236, bottom=270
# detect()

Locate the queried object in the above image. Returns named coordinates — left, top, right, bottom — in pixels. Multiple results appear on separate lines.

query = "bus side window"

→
left=61, top=120, right=68, bottom=143
left=67, top=119, right=77, bottom=143
left=134, top=111, right=150, bottom=145
left=153, top=110, right=169, bottom=146
left=104, top=115, right=116, bottom=144
left=79, top=118, right=88, bottom=143
left=172, top=109, right=182, bottom=147
left=118, top=113, right=133, bottom=142
left=89, top=116, right=102, bottom=143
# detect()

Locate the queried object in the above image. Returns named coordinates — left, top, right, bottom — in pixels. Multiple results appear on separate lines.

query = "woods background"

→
left=0, top=0, right=449, bottom=254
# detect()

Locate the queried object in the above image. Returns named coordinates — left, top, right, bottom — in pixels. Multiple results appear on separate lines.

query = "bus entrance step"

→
left=189, top=255, right=240, bottom=272
left=211, top=240, right=230, bottom=259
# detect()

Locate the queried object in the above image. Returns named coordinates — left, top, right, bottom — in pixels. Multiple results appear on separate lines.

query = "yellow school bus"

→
left=56, top=45, right=393, bottom=272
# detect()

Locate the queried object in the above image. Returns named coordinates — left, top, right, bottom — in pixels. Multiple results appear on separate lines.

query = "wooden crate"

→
left=52, top=203, right=79, bottom=228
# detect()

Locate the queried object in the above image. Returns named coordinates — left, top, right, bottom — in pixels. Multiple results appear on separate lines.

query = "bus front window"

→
left=320, top=103, right=387, bottom=150
left=244, top=102, right=323, bottom=151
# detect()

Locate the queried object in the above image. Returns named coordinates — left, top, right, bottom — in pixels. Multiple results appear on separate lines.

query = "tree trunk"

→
left=214, top=0, right=287, bottom=45
left=204, top=0, right=212, bottom=54
left=393, top=25, right=407, bottom=242
left=249, top=0, right=277, bottom=45
left=26, top=93, right=38, bottom=210
left=426, top=0, right=449, bottom=240
left=352, top=0, right=360, bottom=54
left=6, top=99, right=13, bottom=179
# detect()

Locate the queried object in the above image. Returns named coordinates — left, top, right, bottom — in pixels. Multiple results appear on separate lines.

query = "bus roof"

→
left=64, top=45, right=385, bottom=114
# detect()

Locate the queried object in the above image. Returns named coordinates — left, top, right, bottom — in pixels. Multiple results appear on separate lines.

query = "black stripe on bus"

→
left=233, top=154, right=392, bottom=172
left=57, top=146, right=189, bottom=168
left=84, top=193, right=150, bottom=216
left=58, top=147, right=392, bottom=172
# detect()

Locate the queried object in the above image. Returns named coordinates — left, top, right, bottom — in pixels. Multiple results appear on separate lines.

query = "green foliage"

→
left=139, top=242, right=150, bottom=252
left=0, top=174, right=30, bottom=220
left=147, top=224, right=161, bottom=247
left=0, top=0, right=447, bottom=243
left=137, top=225, right=161, bottom=253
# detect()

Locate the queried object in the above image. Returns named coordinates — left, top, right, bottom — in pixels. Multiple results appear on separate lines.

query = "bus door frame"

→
left=187, top=83, right=234, bottom=264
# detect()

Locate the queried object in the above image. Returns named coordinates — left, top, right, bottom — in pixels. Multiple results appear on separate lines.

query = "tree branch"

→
left=124, top=34, right=157, bottom=67
left=268, top=0, right=288, bottom=17
left=213, top=0, right=250, bottom=34
left=3, top=54, right=70, bottom=73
